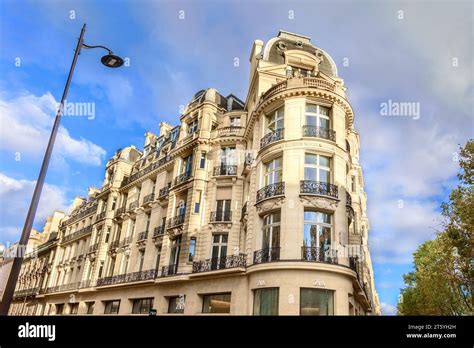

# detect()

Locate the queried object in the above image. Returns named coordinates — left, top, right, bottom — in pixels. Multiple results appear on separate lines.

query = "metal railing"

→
left=143, top=193, right=155, bottom=204
left=260, top=128, right=284, bottom=149
left=96, top=269, right=157, bottom=287
left=62, top=225, right=93, bottom=244
left=253, top=247, right=281, bottom=264
left=137, top=231, right=148, bottom=241
left=158, top=183, right=171, bottom=198
left=161, top=264, right=178, bottom=277
left=173, top=172, right=192, bottom=186
left=213, top=164, right=237, bottom=176
left=302, top=125, right=336, bottom=141
left=192, top=254, right=246, bottom=273
left=301, top=246, right=338, bottom=264
left=300, top=180, right=339, bottom=199
left=121, top=155, right=171, bottom=186
left=167, top=214, right=185, bottom=228
left=115, top=206, right=126, bottom=217
left=128, top=200, right=139, bottom=211
left=210, top=211, right=232, bottom=222
left=153, top=225, right=165, bottom=237
left=256, top=182, right=285, bottom=202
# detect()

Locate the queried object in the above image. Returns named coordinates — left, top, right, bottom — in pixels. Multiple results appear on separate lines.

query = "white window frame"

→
left=264, top=157, right=283, bottom=186
left=305, top=104, right=330, bottom=129
left=304, top=154, right=331, bottom=183
left=265, top=107, right=284, bottom=134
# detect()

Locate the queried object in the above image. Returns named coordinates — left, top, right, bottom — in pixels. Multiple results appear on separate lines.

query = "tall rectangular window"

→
left=188, top=119, right=198, bottom=134
left=262, top=213, right=280, bottom=251
left=264, top=157, right=282, bottom=185
left=265, top=107, right=284, bottom=133
left=351, top=176, right=356, bottom=192
left=305, top=104, right=330, bottom=129
left=189, top=237, right=196, bottom=262
left=69, top=303, right=79, bottom=315
left=104, top=300, right=120, bottom=314
left=55, top=303, right=64, bottom=315
left=155, top=245, right=162, bottom=270
left=145, top=213, right=151, bottom=232
left=303, top=211, right=332, bottom=261
left=220, top=146, right=236, bottom=165
left=86, top=302, right=95, bottom=314
left=132, top=298, right=154, bottom=314
left=304, top=154, right=330, bottom=183
left=202, top=293, right=231, bottom=313
left=111, top=197, right=117, bottom=210
left=300, top=288, right=334, bottom=316
left=194, top=191, right=202, bottom=213
left=138, top=250, right=145, bottom=272
left=253, top=288, right=279, bottom=315
left=199, top=151, right=206, bottom=169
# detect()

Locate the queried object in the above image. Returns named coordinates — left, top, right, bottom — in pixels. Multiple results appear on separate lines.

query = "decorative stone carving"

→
left=299, top=195, right=338, bottom=211
left=255, top=197, right=285, bottom=214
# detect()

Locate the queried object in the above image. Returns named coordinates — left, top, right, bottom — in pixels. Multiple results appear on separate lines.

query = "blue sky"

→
left=0, top=0, right=472, bottom=315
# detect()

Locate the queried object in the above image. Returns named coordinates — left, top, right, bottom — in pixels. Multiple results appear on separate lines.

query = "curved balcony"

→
left=213, top=164, right=237, bottom=176
left=153, top=225, right=165, bottom=237
left=300, top=180, right=338, bottom=199
left=302, top=125, right=336, bottom=142
left=260, top=128, right=284, bottom=149
left=301, top=246, right=338, bottom=264
left=217, top=126, right=244, bottom=137
left=253, top=247, right=281, bottom=264
left=192, top=254, right=246, bottom=273
left=256, top=182, right=285, bottom=203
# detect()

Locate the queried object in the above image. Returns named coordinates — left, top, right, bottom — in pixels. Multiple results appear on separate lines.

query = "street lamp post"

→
left=0, top=23, right=124, bottom=315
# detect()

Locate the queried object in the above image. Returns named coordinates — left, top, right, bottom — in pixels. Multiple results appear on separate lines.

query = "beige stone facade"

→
left=10, top=31, right=380, bottom=316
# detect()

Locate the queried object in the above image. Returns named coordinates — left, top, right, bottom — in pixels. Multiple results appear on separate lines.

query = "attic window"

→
left=296, top=41, right=303, bottom=48
left=277, top=42, right=287, bottom=51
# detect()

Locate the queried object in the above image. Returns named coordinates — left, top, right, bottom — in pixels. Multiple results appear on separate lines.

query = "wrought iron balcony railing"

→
left=260, top=128, right=284, bottom=149
left=213, top=164, right=237, bottom=176
left=115, top=206, right=126, bottom=217
left=137, top=231, right=148, bottom=241
left=13, top=287, right=39, bottom=299
left=96, top=269, right=157, bottom=287
left=121, top=155, right=171, bottom=186
left=158, top=183, right=171, bottom=198
left=153, top=225, right=165, bottom=237
left=301, top=246, right=338, bottom=264
left=128, top=200, right=139, bottom=211
left=121, top=236, right=133, bottom=247
left=96, top=211, right=106, bottom=221
left=300, top=180, right=339, bottom=199
left=346, top=191, right=352, bottom=206
left=253, top=247, right=281, bottom=264
left=167, top=214, right=185, bottom=228
left=256, top=182, right=285, bottom=203
left=192, top=254, right=247, bottom=273
left=62, top=225, right=93, bottom=244
left=173, top=172, right=192, bottom=186
left=302, top=125, right=336, bottom=141
left=210, top=211, right=232, bottom=222
left=143, top=193, right=155, bottom=204
left=109, top=239, right=120, bottom=250
left=87, top=242, right=99, bottom=254
left=161, top=264, right=178, bottom=277
left=63, top=203, right=98, bottom=226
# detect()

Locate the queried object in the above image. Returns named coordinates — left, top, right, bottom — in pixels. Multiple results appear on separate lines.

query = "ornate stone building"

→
left=10, top=31, right=380, bottom=315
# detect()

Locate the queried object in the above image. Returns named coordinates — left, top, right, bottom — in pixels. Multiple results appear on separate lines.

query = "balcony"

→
left=114, top=206, right=126, bottom=217
left=217, top=126, right=244, bottom=137
left=253, top=247, right=281, bottom=264
left=153, top=225, right=165, bottom=237
left=301, top=246, right=338, bottom=264
left=62, top=225, right=93, bottom=244
left=13, top=287, right=39, bottom=299
left=96, top=269, right=157, bottom=287
left=213, top=164, right=237, bottom=176
left=300, top=180, right=339, bottom=199
left=143, top=193, right=155, bottom=205
left=167, top=214, right=185, bottom=229
left=121, top=155, right=170, bottom=187
left=63, top=203, right=98, bottom=226
left=256, top=182, right=285, bottom=203
left=346, top=191, right=352, bottom=206
left=192, top=254, right=247, bottom=273
left=96, top=211, right=106, bottom=221
left=161, top=264, right=178, bottom=277
left=108, top=239, right=120, bottom=250
left=121, top=236, right=133, bottom=247
left=173, top=172, right=192, bottom=186
left=302, top=125, right=336, bottom=142
left=158, top=183, right=171, bottom=198
left=210, top=211, right=232, bottom=223
left=260, top=128, right=284, bottom=149
left=128, top=200, right=139, bottom=211
left=137, top=231, right=148, bottom=241
left=87, top=243, right=99, bottom=254
left=45, top=282, right=81, bottom=294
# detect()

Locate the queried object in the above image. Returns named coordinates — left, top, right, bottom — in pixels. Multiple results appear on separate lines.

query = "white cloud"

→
left=0, top=172, right=69, bottom=244
left=0, top=90, right=106, bottom=166
left=380, top=302, right=397, bottom=316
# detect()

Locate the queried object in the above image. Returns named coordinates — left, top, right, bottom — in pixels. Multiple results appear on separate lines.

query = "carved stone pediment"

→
left=153, top=235, right=164, bottom=245
left=255, top=197, right=285, bottom=214
left=167, top=226, right=183, bottom=238
left=299, top=195, right=338, bottom=211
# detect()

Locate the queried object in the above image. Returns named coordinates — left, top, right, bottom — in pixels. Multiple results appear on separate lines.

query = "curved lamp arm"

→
left=82, top=43, right=114, bottom=54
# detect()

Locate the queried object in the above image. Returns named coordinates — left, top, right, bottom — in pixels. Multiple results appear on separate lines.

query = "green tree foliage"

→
left=398, top=140, right=473, bottom=315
